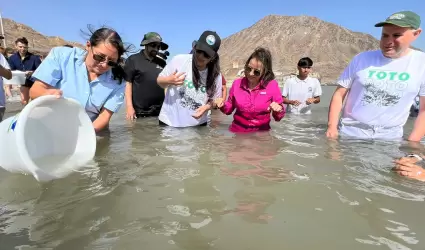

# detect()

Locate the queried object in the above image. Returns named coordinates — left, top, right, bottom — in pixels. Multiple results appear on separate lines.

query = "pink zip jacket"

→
left=220, top=77, right=285, bottom=132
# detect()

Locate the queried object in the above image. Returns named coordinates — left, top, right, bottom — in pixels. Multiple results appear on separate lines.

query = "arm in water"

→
left=326, top=86, right=349, bottom=138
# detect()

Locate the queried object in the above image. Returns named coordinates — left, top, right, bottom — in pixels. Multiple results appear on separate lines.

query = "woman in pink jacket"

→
left=215, top=47, right=285, bottom=133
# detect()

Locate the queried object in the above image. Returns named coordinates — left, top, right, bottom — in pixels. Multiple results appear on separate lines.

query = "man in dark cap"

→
left=124, top=32, right=169, bottom=120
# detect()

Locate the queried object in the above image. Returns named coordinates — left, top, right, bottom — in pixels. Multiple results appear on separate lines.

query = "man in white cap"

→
left=326, top=10, right=425, bottom=141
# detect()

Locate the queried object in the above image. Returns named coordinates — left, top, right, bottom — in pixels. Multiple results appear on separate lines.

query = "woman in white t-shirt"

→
left=156, top=31, right=222, bottom=127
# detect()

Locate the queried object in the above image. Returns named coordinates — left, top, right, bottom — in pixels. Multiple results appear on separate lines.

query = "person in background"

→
left=125, top=32, right=168, bottom=120
left=326, top=11, right=425, bottom=141
left=157, top=30, right=222, bottom=127
left=282, top=57, right=322, bottom=114
left=215, top=47, right=284, bottom=133
left=8, top=37, right=42, bottom=105
left=5, top=47, right=14, bottom=59
left=0, top=50, right=12, bottom=121
left=30, top=27, right=129, bottom=133
left=2, top=47, right=14, bottom=99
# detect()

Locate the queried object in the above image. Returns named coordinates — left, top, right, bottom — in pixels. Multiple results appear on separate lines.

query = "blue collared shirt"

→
left=32, top=47, right=125, bottom=121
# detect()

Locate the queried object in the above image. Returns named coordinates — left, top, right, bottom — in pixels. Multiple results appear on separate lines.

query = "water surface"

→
left=1, top=86, right=425, bottom=250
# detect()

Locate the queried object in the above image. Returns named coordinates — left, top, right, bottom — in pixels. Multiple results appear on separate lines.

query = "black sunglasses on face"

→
left=91, top=47, right=117, bottom=67
left=148, top=43, right=161, bottom=49
left=245, top=65, right=261, bottom=76
left=195, top=49, right=211, bottom=59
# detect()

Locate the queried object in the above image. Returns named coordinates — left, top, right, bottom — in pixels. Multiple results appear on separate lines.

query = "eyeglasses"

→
left=195, top=49, right=211, bottom=59
left=91, top=47, right=117, bottom=67
left=245, top=65, right=261, bottom=76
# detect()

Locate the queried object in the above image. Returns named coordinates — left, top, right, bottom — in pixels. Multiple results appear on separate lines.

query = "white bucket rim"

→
left=14, top=95, right=85, bottom=178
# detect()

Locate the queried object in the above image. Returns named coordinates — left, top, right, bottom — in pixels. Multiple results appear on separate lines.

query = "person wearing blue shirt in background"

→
left=8, top=37, right=42, bottom=105
left=30, top=27, right=129, bottom=133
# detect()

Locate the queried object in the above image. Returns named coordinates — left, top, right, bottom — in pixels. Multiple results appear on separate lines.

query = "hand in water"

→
left=126, top=106, right=137, bottom=121
left=326, top=128, right=338, bottom=139
left=393, top=157, right=425, bottom=181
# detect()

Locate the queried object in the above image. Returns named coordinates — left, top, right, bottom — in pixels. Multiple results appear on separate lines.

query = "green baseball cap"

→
left=141, top=32, right=168, bottom=50
left=375, top=11, right=421, bottom=29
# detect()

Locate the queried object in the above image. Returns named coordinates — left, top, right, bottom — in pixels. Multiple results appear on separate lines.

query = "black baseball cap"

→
left=194, top=31, right=221, bottom=58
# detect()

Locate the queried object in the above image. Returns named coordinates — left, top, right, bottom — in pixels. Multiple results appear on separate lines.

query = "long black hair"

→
left=245, top=47, right=275, bottom=87
left=192, top=53, right=221, bottom=100
left=82, top=25, right=135, bottom=83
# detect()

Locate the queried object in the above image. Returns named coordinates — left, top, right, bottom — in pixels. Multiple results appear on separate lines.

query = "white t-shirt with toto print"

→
left=338, top=49, right=425, bottom=139
left=158, top=54, right=222, bottom=127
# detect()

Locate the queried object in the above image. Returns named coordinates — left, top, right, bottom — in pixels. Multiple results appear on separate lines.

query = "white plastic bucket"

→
left=3, top=70, right=27, bottom=85
left=0, top=95, right=97, bottom=181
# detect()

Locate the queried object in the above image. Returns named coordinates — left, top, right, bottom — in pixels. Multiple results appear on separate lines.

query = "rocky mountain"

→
left=219, top=15, right=381, bottom=84
left=1, top=18, right=84, bottom=54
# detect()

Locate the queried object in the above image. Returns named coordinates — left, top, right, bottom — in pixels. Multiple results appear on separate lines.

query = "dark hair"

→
left=192, top=53, right=221, bottom=100
left=5, top=47, right=14, bottom=55
left=297, top=57, right=313, bottom=67
left=15, top=37, right=29, bottom=45
left=82, top=25, right=135, bottom=83
left=245, top=47, right=275, bottom=86
left=63, top=44, right=74, bottom=48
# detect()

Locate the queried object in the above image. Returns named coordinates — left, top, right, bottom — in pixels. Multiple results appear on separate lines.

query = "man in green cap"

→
left=124, top=32, right=169, bottom=120
left=326, top=10, right=425, bottom=141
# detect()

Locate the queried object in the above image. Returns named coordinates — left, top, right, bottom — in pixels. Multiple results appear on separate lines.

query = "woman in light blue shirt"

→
left=30, top=27, right=128, bottom=132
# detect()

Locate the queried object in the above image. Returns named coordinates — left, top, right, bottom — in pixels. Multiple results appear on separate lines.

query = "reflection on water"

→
left=1, top=87, right=425, bottom=249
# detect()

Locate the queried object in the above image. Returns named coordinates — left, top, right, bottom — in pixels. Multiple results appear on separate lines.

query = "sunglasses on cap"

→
left=91, top=47, right=118, bottom=67
left=245, top=65, right=261, bottom=77
left=195, top=49, right=211, bottom=59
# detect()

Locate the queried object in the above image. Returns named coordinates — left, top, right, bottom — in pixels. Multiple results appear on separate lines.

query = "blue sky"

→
left=1, top=0, right=424, bottom=58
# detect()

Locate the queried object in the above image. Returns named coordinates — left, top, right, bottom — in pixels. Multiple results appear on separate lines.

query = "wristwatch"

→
left=407, top=154, right=423, bottom=161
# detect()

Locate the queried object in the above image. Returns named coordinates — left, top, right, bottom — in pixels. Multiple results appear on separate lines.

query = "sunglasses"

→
left=245, top=65, right=261, bottom=77
left=148, top=43, right=161, bottom=49
left=195, top=49, right=211, bottom=59
left=91, top=47, right=117, bottom=67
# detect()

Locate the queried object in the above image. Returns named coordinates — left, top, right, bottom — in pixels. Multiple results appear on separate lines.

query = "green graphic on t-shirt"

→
left=362, top=70, right=410, bottom=107
left=368, top=70, right=410, bottom=81
left=184, top=80, right=206, bottom=93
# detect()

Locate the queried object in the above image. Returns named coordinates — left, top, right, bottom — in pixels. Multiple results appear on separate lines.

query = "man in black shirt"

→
left=124, top=32, right=169, bottom=120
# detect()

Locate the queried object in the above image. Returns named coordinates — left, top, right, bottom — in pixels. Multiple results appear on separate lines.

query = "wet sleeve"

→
left=103, top=82, right=126, bottom=113
left=32, top=47, right=63, bottom=87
